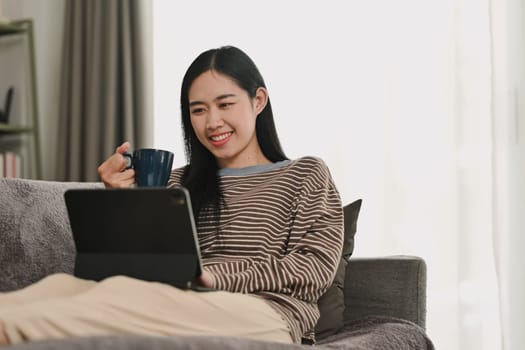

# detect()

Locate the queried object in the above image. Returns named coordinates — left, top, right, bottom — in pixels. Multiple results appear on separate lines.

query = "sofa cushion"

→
left=315, top=199, right=362, bottom=340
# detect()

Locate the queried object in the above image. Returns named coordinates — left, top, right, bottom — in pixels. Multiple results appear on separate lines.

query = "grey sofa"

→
left=0, top=178, right=434, bottom=349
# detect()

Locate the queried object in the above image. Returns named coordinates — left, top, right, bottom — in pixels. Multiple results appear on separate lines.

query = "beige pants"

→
left=0, top=274, right=292, bottom=344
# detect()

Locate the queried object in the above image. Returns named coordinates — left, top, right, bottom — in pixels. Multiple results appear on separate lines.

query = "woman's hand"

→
left=199, top=270, right=215, bottom=289
left=97, top=142, right=135, bottom=188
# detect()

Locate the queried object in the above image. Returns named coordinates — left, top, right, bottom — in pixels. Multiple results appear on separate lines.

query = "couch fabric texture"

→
left=0, top=178, right=434, bottom=349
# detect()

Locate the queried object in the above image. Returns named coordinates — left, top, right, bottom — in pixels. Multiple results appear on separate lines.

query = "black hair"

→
left=180, top=46, right=287, bottom=220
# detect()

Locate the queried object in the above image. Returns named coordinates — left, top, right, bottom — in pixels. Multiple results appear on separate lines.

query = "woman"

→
left=0, top=46, right=343, bottom=345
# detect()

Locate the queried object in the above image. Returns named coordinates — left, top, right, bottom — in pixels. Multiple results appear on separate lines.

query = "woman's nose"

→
left=206, top=109, right=224, bottom=129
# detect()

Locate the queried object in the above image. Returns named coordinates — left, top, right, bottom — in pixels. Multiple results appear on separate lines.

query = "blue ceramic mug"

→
left=124, top=148, right=174, bottom=187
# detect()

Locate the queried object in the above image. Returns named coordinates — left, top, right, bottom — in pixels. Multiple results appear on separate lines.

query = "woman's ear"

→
left=253, top=87, right=269, bottom=115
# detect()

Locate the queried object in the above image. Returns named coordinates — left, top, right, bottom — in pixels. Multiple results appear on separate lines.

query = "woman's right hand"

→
left=97, top=141, right=135, bottom=188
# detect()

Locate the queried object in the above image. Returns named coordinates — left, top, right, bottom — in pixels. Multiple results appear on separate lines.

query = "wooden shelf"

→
left=0, top=22, right=27, bottom=36
left=0, top=19, right=41, bottom=179
left=0, top=123, right=34, bottom=133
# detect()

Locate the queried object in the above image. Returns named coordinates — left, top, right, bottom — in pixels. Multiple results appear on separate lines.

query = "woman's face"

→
left=188, top=70, right=270, bottom=169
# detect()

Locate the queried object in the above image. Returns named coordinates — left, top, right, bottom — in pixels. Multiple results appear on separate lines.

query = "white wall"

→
left=2, top=0, right=65, bottom=180
left=152, top=0, right=458, bottom=253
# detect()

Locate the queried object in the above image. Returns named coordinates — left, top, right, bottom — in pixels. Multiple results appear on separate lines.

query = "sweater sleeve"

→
left=210, top=161, right=344, bottom=303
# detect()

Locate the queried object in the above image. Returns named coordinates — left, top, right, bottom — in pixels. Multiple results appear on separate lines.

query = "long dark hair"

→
left=180, top=46, right=287, bottom=220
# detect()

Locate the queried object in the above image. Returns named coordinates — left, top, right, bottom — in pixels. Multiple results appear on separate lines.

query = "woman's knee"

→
left=95, top=275, right=147, bottom=291
left=38, top=273, right=76, bottom=284
left=34, top=273, right=94, bottom=290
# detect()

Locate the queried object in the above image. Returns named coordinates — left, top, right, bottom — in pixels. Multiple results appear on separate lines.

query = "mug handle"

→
left=123, top=153, right=133, bottom=169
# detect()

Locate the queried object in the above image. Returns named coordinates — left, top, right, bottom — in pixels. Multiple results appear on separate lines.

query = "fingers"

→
left=98, top=142, right=135, bottom=188
left=103, top=168, right=135, bottom=188
left=116, top=141, right=131, bottom=155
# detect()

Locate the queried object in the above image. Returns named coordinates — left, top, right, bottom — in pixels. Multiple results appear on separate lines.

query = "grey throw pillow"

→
left=315, top=199, right=362, bottom=340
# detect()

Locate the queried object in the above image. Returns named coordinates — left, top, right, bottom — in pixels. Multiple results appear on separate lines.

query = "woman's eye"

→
left=219, top=102, right=233, bottom=109
left=191, top=108, right=205, bottom=114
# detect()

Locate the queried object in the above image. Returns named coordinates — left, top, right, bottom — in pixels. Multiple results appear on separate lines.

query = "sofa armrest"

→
left=0, top=178, right=104, bottom=292
left=343, top=255, right=427, bottom=329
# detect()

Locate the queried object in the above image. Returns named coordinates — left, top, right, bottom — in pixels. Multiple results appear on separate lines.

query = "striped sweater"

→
left=167, top=156, right=343, bottom=343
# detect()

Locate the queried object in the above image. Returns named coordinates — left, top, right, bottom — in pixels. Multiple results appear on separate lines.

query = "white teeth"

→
left=210, top=132, right=232, bottom=141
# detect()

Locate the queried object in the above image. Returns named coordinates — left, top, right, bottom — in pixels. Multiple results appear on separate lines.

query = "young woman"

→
left=0, top=46, right=343, bottom=345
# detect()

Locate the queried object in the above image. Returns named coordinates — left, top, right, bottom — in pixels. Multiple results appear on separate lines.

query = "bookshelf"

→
left=0, top=19, right=41, bottom=179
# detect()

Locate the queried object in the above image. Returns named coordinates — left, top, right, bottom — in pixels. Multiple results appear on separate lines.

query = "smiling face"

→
left=188, top=70, right=271, bottom=169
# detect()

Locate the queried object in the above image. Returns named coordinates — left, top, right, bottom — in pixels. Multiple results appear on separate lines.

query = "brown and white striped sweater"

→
left=167, top=156, right=343, bottom=343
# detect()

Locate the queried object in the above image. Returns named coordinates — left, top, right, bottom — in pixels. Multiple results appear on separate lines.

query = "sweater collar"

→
left=217, top=160, right=291, bottom=177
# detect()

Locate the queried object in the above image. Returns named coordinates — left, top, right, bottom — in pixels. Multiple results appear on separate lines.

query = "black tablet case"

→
left=65, top=187, right=202, bottom=288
